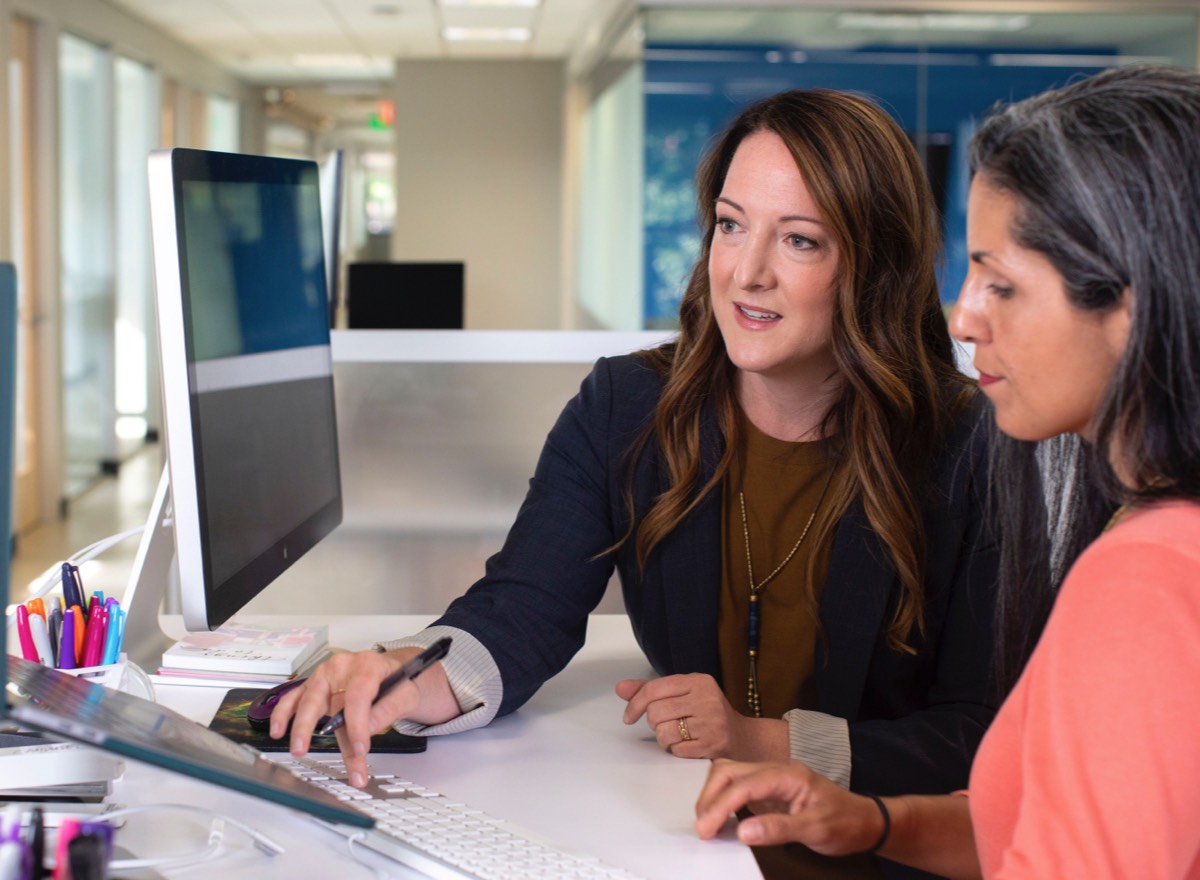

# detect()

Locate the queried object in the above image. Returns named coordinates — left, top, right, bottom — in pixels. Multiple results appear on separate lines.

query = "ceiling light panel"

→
left=438, top=0, right=539, bottom=6
left=836, top=13, right=1031, bottom=32
left=437, top=6, right=539, bottom=26
left=442, top=26, right=532, bottom=41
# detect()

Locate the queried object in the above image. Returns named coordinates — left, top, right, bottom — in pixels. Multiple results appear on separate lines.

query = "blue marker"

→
left=114, top=608, right=126, bottom=658
left=101, top=608, right=123, bottom=666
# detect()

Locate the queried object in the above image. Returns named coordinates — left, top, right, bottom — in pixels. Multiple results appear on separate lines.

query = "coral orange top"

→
left=969, top=502, right=1200, bottom=878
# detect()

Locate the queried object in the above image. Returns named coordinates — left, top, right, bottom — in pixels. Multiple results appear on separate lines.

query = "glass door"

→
left=114, top=56, right=158, bottom=452
left=59, top=32, right=115, bottom=495
left=9, top=15, right=41, bottom=531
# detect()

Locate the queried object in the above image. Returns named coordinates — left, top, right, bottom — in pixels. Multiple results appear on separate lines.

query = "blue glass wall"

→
left=643, top=46, right=1118, bottom=325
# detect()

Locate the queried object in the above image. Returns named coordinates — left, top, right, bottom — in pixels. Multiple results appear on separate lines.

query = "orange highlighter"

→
left=68, top=605, right=86, bottom=662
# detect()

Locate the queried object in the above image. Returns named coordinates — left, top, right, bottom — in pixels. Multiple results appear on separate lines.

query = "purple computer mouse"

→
left=246, top=677, right=309, bottom=732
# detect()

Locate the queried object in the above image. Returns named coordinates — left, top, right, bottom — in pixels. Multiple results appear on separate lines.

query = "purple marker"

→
left=59, top=611, right=77, bottom=669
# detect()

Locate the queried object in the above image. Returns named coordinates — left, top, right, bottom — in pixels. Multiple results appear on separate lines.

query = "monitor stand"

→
left=121, top=465, right=180, bottom=672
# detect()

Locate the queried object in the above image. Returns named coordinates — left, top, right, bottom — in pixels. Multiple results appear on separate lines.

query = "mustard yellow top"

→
left=718, top=415, right=833, bottom=719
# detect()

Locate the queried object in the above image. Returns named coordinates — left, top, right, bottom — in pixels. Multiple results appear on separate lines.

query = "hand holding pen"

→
left=272, top=636, right=456, bottom=789
left=316, top=637, right=452, bottom=735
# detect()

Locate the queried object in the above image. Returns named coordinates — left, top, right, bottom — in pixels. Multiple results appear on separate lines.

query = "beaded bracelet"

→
left=864, top=793, right=891, bottom=854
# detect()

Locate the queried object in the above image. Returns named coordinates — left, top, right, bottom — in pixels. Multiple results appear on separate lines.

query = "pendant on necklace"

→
left=739, top=469, right=833, bottom=720
left=747, top=591, right=762, bottom=717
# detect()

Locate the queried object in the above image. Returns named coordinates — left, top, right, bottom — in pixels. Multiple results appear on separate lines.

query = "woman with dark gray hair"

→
left=695, top=62, right=1200, bottom=879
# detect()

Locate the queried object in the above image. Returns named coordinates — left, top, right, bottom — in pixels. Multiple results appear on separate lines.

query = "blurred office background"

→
left=2, top=0, right=1197, bottom=612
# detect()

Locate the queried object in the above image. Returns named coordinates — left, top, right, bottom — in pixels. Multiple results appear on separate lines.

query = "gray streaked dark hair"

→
left=969, top=63, right=1200, bottom=690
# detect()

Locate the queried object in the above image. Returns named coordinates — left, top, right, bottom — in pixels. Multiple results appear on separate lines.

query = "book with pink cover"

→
left=160, top=620, right=329, bottom=676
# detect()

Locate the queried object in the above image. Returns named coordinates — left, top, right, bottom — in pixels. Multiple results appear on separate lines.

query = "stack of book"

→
left=0, top=732, right=123, bottom=803
left=152, top=620, right=331, bottom=689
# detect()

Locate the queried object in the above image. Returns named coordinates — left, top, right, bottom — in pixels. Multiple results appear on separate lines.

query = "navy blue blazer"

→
left=436, top=353, right=999, bottom=796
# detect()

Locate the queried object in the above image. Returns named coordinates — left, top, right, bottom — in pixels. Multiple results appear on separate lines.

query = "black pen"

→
left=315, top=637, right=452, bottom=736
left=23, top=807, right=44, bottom=879
left=66, top=834, right=105, bottom=880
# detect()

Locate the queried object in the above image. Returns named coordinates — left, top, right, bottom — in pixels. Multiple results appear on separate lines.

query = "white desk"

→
left=113, top=614, right=759, bottom=879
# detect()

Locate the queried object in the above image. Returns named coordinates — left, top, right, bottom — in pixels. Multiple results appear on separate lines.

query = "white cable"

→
left=6, top=524, right=146, bottom=620
left=107, top=836, right=222, bottom=871
left=56, top=802, right=285, bottom=872
left=68, top=525, right=146, bottom=565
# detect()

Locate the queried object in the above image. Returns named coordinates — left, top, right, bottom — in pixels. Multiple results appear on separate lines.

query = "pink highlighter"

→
left=80, top=607, right=107, bottom=668
left=14, top=605, right=39, bottom=662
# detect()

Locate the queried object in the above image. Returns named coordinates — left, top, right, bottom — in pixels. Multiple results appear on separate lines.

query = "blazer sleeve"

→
left=846, top=403, right=1001, bottom=796
left=432, top=356, right=651, bottom=716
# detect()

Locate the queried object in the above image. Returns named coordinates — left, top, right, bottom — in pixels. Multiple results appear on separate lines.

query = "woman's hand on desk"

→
left=269, top=647, right=459, bottom=788
left=617, top=674, right=788, bottom=762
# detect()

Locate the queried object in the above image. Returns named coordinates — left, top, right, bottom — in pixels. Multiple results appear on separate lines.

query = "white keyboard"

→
left=271, top=754, right=648, bottom=880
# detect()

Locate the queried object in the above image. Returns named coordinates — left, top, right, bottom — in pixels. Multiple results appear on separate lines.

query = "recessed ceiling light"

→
left=293, top=54, right=370, bottom=68
left=442, top=26, right=531, bottom=42
left=292, top=54, right=393, bottom=73
left=372, top=4, right=401, bottom=14
left=439, top=0, right=539, bottom=6
left=837, top=13, right=1031, bottom=32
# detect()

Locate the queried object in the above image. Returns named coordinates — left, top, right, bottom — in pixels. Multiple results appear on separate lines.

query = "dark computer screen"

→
left=145, top=148, right=342, bottom=632
left=347, top=261, right=465, bottom=330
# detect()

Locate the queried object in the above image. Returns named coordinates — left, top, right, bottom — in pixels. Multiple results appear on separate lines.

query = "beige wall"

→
left=391, top=60, right=566, bottom=330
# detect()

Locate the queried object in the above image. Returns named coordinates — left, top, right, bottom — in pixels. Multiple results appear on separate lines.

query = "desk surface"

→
left=115, top=614, right=758, bottom=879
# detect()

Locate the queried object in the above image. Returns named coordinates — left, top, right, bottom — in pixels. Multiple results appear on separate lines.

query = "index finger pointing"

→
left=621, top=675, right=692, bottom=725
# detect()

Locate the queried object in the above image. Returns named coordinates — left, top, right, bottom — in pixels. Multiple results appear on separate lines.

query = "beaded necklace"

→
left=738, top=469, right=833, bottom=717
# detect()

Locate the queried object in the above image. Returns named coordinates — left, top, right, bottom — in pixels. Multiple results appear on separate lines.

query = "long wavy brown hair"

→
left=625, top=89, right=974, bottom=652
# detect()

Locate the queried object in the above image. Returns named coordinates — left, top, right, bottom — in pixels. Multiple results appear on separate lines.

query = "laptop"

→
left=1, top=262, right=370, bottom=830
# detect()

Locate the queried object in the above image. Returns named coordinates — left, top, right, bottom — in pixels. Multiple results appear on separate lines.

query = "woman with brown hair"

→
left=277, top=88, right=999, bottom=878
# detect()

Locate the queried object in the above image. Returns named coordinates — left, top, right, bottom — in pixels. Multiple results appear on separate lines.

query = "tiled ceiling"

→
left=105, top=0, right=623, bottom=85
left=104, top=1, right=1200, bottom=90
left=101, top=0, right=1198, bottom=134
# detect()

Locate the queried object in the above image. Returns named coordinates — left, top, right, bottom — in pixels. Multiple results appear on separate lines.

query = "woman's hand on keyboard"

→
left=269, top=647, right=458, bottom=787
left=617, top=674, right=789, bottom=762
left=694, top=758, right=883, bottom=853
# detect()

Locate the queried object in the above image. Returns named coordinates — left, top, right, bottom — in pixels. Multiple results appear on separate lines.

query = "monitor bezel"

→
left=147, top=147, right=343, bottom=632
left=1, top=262, right=16, bottom=694
left=318, top=149, right=345, bottom=327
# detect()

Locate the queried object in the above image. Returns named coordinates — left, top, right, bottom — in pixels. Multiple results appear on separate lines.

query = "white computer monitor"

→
left=1, top=263, right=16, bottom=666
left=123, top=148, right=342, bottom=669
left=317, top=149, right=344, bottom=326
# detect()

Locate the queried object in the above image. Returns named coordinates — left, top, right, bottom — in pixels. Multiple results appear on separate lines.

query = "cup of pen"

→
left=56, top=600, right=154, bottom=700
left=15, top=563, right=155, bottom=700
left=61, top=654, right=155, bottom=701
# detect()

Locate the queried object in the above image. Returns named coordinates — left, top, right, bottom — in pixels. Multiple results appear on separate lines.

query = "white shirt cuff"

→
left=784, top=708, right=852, bottom=789
left=374, top=625, right=503, bottom=736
